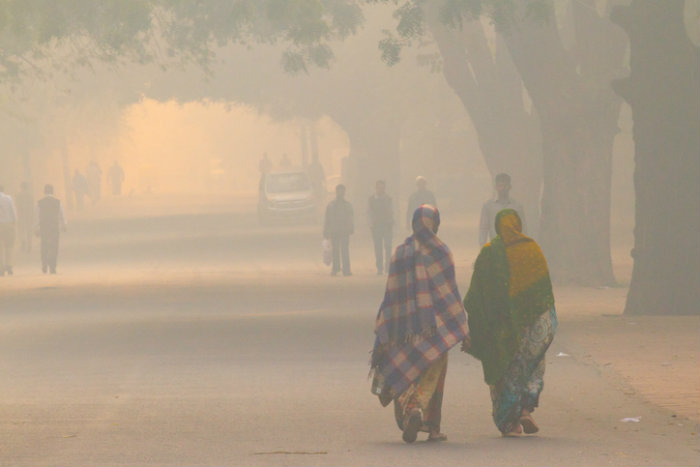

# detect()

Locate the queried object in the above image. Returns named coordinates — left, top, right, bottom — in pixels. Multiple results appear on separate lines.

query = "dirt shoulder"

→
left=555, top=286, right=700, bottom=424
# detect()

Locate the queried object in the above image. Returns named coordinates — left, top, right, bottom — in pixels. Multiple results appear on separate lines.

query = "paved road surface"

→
left=1, top=208, right=697, bottom=466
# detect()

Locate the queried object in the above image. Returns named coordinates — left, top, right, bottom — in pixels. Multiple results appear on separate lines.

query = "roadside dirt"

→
left=557, top=284, right=699, bottom=424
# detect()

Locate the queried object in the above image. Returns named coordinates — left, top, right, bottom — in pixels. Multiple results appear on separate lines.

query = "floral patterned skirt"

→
left=393, top=353, right=448, bottom=433
left=490, top=306, right=558, bottom=433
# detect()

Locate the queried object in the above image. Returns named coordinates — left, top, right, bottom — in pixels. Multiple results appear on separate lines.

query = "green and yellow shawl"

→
left=463, top=209, right=554, bottom=385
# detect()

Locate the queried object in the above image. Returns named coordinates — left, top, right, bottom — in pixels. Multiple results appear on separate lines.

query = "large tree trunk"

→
left=611, top=1, right=700, bottom=315
left=331, top=113, right=403, bottom=212
left=498, top=2, right=624, bottom=285
left=536, top=110, right=616, bottom=285
left=61, top=142, right=74, bottom=211
left=426, top=13, right=543, bottom=233
left=299, top=123, right=309, bottom=168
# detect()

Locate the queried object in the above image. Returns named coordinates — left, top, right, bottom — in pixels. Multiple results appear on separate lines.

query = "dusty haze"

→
left=0, top=1, right=698, bottom=466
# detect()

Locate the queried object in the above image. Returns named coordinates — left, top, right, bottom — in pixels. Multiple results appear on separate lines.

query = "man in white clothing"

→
left=0, top=184, right=17, bottom=276
left=479, top=173, right=527, bottom=246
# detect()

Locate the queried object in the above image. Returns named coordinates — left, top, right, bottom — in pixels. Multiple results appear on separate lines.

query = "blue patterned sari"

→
left=489, top=306, right=557, bottom=433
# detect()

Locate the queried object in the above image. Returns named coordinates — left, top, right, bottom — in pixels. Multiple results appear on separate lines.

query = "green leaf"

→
left=378, top=29, right=402, bottom=66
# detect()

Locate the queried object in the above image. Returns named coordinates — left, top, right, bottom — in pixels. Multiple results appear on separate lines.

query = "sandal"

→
left=427, top=432, right=448, bottom=442
left=520, top=414, right=539, bottom=434
left=502, top=423, right=523, bottom=438
left=402, top=409, right=422, bottom=444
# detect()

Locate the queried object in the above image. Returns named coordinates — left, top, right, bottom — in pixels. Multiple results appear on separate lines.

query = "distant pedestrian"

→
left=108, top=161, right=125, bottom=196
left=280, top=153, right=292, bottom=169
left=367, top=180, right=393, bottom=275
left=323, top=184, right=353, bottom=276
left=35, top=184, right=67, bottom=274
left=15, top=181, right=34, bottom=253
left=0, top=185, right=17, bottom=276
left=405, top=176, right=437, bottom=229
left=463, top=209, right=556, bottom=437
left=371, top=205, right=469, bottom=443
left=479, top=173, right=527, bottom=246
left=307, top=156, right=326, bottom=201
left=86, top=160, right=102, bottom=202
left=72, top=169, right=89, bottom=211
left=259, top=152, right=272, bottom=175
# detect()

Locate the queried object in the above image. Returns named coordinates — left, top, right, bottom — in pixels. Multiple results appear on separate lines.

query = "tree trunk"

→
left=426, top=14, right=543, bottom=233
left=309, top=123, right=320, bottom=164
left=612, top=1, right=700, bottom=315
left=332, top=113, right=403, bottom=213
left=499, top=4, right=622, bottom=285
left=61, top=142, right=74, bottom=211
left=537, top=110, right=617, bottom=285
left=300, top=123, right=309, bottom=168
left=22, top=149, right=32, bottom=183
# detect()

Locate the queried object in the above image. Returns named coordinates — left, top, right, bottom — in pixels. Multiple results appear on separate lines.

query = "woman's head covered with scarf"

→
left=495, top=208, right=528, bottom=246
left=372, top=203, right=469, bottom=396
left=463, top=207, right=554, bottom=385
left=412, top=204, right=440, bottom=239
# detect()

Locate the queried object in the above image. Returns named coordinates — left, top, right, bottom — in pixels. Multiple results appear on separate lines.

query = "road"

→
left=1, top=200, right=697, bottom=466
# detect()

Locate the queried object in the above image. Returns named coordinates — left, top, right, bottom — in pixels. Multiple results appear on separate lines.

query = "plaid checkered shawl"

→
left=371, top=205, right=469, bottom=396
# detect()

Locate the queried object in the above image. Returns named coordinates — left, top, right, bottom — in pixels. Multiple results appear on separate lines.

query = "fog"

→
left=0, top=1, right=698, bottom=465
left=1, top=2, right=643, bottom=274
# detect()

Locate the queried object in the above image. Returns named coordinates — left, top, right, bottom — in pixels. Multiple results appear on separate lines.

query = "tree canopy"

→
left=0, top=0, right=364, bottom=83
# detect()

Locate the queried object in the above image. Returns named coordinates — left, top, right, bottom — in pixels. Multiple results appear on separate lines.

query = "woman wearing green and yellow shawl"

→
left=462, top=209, right=557, bottom=436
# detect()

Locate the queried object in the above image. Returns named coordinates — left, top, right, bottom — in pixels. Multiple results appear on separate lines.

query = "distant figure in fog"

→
left=463, top=209, right=556, bottom=437
left=280, top=153, right=292, bottom=169
left=323, top=184, right=354, bottom=276
left=86, top=160, right=102, bottom=202
left=259, top=152, right=272, bottom=175
left=406, top=176, right=437, bottom=229
left=35, top=184, right=67, bottom=274
left=258, top=153, right=271, bottom=197
left=108, top=161, right=125, bottom=196
left=15, top=181, right=34, bottom=253
left=479, top=173, right=527, bottom=246
left=307, top=155, right=326, bottom=201
left=72, top=169, right=89, bottom=211
left=371, top=205, right=468, bottom=443
left=367, top=180, right=393, bottom=275
left=0, top=185, right=17, bottom=276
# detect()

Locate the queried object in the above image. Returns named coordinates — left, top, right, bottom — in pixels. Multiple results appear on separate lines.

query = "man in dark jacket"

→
left=72, top=169, right=89, bottom=211
left=16, top=181, right=34, bottom=253
left=367, top=180, right=393, bottom=275
left=323, top=184, right=354, bottom=276
left=35, top=184, right=67, bottom=274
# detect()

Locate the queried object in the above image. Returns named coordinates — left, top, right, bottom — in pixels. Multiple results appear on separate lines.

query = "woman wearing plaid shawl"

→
left=462, top=209, right=557, bottom=437
left=371, top=205, right=469, bottom=444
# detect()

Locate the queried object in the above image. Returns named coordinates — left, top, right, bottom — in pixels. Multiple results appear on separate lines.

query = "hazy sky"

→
left=116, top=100, right=349, bottom=195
